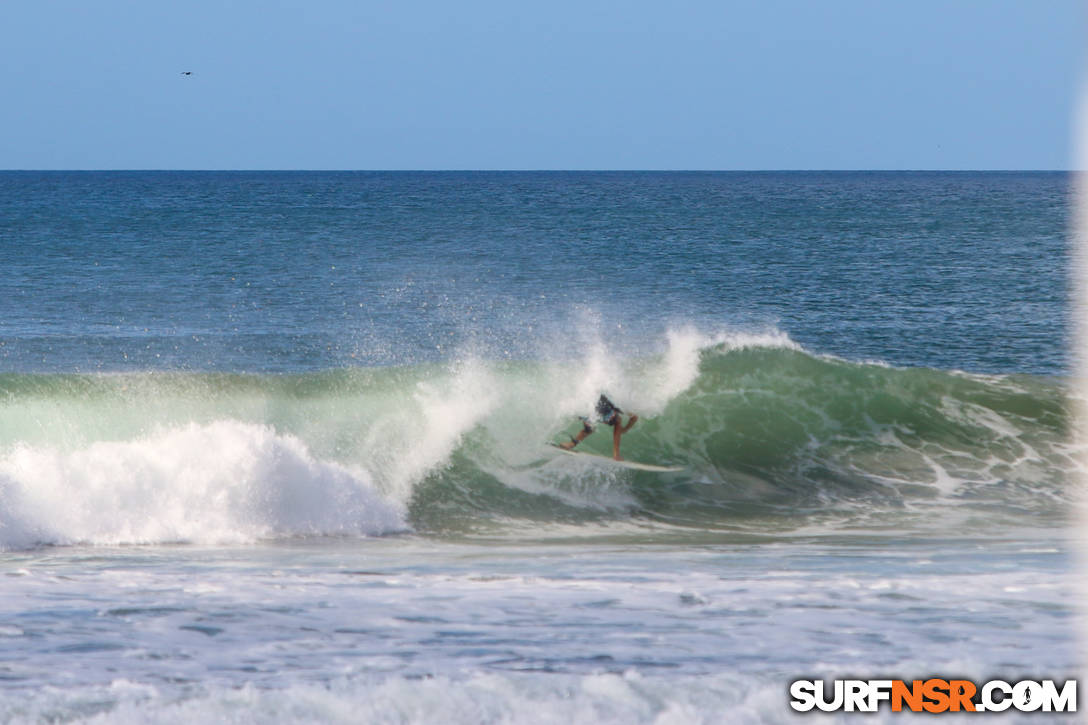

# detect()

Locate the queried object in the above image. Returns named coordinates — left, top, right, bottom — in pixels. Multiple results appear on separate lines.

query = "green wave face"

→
left=408, top=347, right=1073, bottom=535
left=0, top=341, right=1075, bottom=546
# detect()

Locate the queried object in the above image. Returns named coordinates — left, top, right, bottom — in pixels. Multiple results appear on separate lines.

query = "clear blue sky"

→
left=1, top=0, right=1082, bottom=169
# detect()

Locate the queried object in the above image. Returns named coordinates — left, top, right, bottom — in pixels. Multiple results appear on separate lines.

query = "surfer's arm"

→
left=620, top=414, right=638, bottom=433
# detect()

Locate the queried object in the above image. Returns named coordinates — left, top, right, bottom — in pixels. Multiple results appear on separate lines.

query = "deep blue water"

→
left=0, top=171, right=1070, bottom=374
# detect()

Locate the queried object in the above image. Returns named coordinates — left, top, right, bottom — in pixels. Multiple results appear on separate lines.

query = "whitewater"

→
left=0, top=171, right=1076, bottom=723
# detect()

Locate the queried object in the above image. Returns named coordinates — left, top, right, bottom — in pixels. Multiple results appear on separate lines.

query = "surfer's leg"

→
left=559, top=420, right=594, bottom=449
left=559, top=432, right=584, bottom=449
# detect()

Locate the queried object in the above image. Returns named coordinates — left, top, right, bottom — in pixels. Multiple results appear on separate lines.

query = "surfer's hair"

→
left=595, top=395, right=621, bottom=425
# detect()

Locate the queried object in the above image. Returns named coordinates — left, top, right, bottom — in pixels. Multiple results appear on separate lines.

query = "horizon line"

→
left=0, top=168, right=1076, bottom=173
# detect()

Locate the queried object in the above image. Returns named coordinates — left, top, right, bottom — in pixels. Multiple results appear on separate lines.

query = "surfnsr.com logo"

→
left=789, top=679, right=1077, bottom=713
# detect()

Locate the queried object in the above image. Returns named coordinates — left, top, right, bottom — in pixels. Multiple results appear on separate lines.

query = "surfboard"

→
left=548, top=444, right=685, bottom=472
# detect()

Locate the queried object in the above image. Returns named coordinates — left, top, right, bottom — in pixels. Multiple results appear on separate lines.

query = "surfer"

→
left=559, top=394, right=639, bottom=460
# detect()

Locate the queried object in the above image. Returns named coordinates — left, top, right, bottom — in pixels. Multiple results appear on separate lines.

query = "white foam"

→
left=0, top=420, right=405, bottom=549
left=0, top=672, right=811, bottom=725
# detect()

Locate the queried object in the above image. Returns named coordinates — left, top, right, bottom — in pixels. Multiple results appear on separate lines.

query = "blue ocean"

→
left=0, top=171, right=1076, bottom=723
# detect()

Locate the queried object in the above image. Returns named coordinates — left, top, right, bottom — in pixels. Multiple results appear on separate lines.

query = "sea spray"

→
left=360, top=357, right=501, bottom=503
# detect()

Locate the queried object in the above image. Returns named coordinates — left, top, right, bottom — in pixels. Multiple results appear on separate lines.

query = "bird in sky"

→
left=181, top=71, right=193, bottom=76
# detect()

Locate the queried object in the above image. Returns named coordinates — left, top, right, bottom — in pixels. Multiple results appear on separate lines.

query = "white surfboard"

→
left=548, top=444, right=684, bottom=472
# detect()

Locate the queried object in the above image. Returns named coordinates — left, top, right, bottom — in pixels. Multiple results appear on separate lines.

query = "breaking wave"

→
left=0, top=329, right=1075, bottom=548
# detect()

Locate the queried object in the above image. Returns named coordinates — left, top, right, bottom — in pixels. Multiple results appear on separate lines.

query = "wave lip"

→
left=0, top=421, right=406, bottom=550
